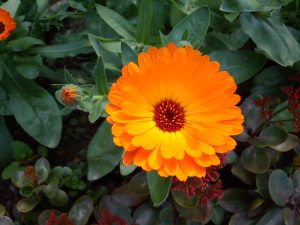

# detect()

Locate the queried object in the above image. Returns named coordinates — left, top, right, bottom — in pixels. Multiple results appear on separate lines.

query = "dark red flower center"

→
left=0, top=22, right=5, bottom=34
left=153, top=100, right=185, bottom=132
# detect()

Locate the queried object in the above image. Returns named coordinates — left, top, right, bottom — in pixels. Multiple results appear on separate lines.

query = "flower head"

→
left=106, top=43, right=244, bottom=181
left=58, top=84, right=81, bottom=106
left=0, top=8, right=16, bottom=40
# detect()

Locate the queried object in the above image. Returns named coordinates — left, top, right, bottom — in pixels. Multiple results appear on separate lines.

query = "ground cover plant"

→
left=0, top=0, right=300, bottom=224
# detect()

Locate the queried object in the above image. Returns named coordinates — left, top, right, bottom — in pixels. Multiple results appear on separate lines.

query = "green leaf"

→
left=96, top=4, right=135, bottom=40
left=221, top=0, right=293, bottom=12
left=240, top=12, right=300, bottom=66
left=2, top=64, right=62, bottom=148
left=254, top=126, right=287, bottom=148
left=34, top=158, right=50, bottom=184
left=5, top=37, right=44, bottom=52
left=231, top=159, right=255, bottom=185
left=16, top=197, right=38, bottom=213
left=253, top=66, right=289, bottom=86
left=43, top=181, right=59, bottom=199
left=30, top=40, right=93, bottom=59
left=270, top=134, right=299, bottom=152
left=0, top=0, right=21, bottom=17
left=228, top=213, right=256, bottom=225
left=0, top=117, right=13, bottom=170
left=1, top=161, right=20, bottom=180
left=49, top=189, right=69, bottom=207
left=160, top=31, right=169, bottom=46
left=94, top=57, right=109, bottom=95
left=11, top=170, right=32, bottom=188
left=209, top=50, right=266, bottom=84
left=256, top=208, right=284, bottom=225
left=36, top=0, right=49, bottom=14
left=120, top=162, right=136, bottom=176
left=121, top=42, right=138, bottom=65
left=112, top=183, right=148, bottom=207
left=241, top=146, right=270, bottom=174
left=64, top=68, right=78, bottom=84
left=133, top=203, right=159, bottom=225
left=14, top=55, right=43, bottom=80
left=168, top=6, right=210, bottom=48
left=219, top=188, right=256, bottom=213
left=136, top=0, right=153, bottom=44
left=87, top=121, right=123, bottom=181
left=20, top=186, right=34, bottom=197
left=256, top=170, right=272, bottom=199
left=173, top=201, right=213, bottom=224
left=88, top=35, right=102, bottom=57
left=69, top=196, right=94, bottom=225
left=147, top=171, right=172, bottom=207
left=12, top=141, right=33, bottom=161
left=211, top=205, right=224, bottom=225
left=211, top=30, right=249, bottom=51
left=268, top=170, right=294, bottom=206
left=172, top=190, right=199, bottom=208
left=88, top=100, right=103, bottom=123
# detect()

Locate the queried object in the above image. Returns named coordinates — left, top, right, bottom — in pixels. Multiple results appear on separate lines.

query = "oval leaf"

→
left=147, top=171, right=172, bottom=207
left=256, top=208, right=284, bottom=225
left=16, top=197, right=38, bottom=213
left=49, top=189, right=69, bottom=207
left=254, top=126, right=287, bottom=148
left=270, top=134, right=299, bottom=152
left=69, top=196, right=94, bottom=225
left=268, top=169, right=294, bottom=206
left=219, top=188, right=255, bottom=213
left=241, top=146, right=270, bottom=174
left=34, top=158, right=50, bottom=184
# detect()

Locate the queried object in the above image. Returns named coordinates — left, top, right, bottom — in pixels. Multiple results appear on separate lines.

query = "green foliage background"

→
left=0, top=0, right=300, bottom=224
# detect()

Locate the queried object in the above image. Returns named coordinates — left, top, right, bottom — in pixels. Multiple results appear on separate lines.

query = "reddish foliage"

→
left=93, top=209, right=130, bottom=225
left=171, top=155, right=225, bottom=205
left=24, top=165, right=38, bottom=186
left=45, top=212, right=74, bottom=225
left=282, top=86, right=300, bottom=131
left=253, top=96, right=273, bottom=120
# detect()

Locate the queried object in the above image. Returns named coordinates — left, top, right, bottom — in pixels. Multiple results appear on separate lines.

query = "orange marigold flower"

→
left=0, top=8, right=16, bottom=40
left=106, top=43, right=244, bottom=181
left=58, top=85, right=81, bottom=106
